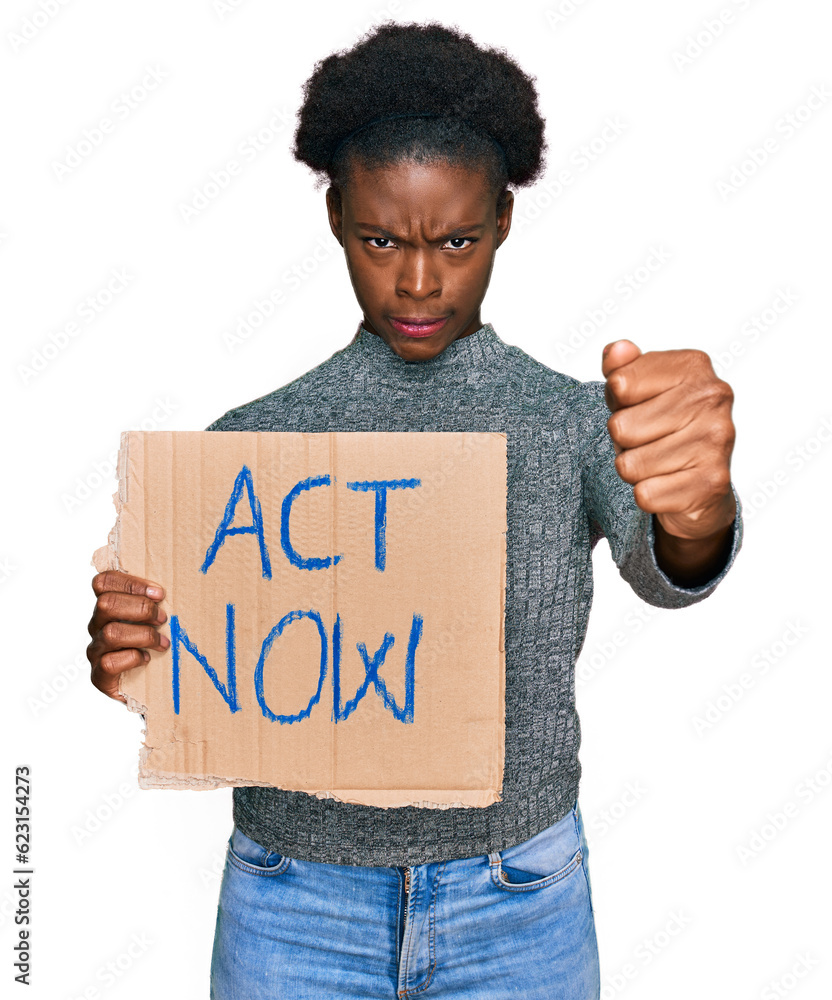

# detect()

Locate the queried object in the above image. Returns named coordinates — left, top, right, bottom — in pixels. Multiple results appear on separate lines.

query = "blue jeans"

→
left=210, top=799, right=600, bottom=998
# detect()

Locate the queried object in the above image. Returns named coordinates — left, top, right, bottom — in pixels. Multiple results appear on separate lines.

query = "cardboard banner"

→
left=95, top=431, right=507, bottom=809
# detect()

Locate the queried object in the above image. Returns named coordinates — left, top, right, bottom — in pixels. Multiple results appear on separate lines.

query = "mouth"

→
left=389, top=316, right=450, bottom=338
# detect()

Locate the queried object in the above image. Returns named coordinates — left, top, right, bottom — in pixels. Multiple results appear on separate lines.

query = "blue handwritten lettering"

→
left=281, top=475, right=343, bottom=570
left=346, top=479, right=421, bottom=571
left=201, top=466, right=272, bottom=579
left=171, top=603, right=239, bottom=714
left=332, top=612, right=423, bottom=723
left=255, top=609, right=328, bottom=723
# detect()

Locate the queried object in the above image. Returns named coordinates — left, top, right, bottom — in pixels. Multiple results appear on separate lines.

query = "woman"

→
left=87, top=22, right=741, bottom=999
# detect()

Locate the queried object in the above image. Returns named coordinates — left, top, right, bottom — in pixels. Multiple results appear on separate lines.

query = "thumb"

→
left=602, top=339, right=642, bottom=379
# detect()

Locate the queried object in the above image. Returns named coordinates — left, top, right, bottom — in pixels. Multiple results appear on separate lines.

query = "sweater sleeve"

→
left=576, top=381, right=743, bottom=609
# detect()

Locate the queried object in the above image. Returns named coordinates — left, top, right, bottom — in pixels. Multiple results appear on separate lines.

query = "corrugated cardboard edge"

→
left=92, top=431, right=508, bottom=809
left=135, top=767, right=497, bottom=808
left=90, top=432, right=151, bottom=721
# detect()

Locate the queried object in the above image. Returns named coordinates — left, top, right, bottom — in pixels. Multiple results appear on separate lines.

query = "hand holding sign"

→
left=87, top=571, right=169, bottom=702
left=602, top=340, right=736, bottom=542
left=88, top=430, right=508, bottom=806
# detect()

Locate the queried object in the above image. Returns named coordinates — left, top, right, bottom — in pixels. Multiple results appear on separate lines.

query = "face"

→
left=326, top=160, right=513, bottom=362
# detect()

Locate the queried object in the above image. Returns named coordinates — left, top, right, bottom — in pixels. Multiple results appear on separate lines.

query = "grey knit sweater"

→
left=206, top=323, right=743, bottom=866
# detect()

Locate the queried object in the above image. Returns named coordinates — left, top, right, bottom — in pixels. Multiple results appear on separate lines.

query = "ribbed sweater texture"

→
left=206, top=323, right=743, bottom=866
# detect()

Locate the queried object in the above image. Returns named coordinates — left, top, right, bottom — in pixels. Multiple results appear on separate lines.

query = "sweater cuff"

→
left=617, top=483, right=743, bottom=609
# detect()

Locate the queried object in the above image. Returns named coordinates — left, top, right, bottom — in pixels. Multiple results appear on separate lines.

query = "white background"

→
left=2, top=0, right=831, bottom=997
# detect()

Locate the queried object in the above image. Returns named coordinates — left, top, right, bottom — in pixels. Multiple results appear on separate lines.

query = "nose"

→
left=396, top=248, right=441, bottom=300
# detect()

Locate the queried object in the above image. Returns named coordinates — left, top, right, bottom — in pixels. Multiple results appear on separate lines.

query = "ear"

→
left=325, top=186, right=344, bottom=247
left=496, top=189, right=513, bottom=248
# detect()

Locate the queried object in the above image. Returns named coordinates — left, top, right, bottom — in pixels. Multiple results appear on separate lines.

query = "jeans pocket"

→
left=490, top=803, right=584, bottom=892
left=226, top=825, right=291, bottom=877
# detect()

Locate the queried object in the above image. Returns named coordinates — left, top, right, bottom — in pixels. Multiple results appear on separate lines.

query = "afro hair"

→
left=293, top=22, right=547, bottom=192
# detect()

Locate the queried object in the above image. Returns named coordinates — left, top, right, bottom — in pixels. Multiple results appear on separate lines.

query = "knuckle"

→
left=681, top=348, right=711, bottom=373
left=126, top=575, right=148, bottom=596
left=633, top=480, right=653, bottom=509
left=101, top=648, right=139, bottom=676
left=138, top=596, right=156, bottom=619
left=607, top=371, right=626, bottom=398
left=607, top=411, right=624, bottom=442
left=101, top=621, right=123, bottom=645
left=705, top=415, right=735, bottom=449
left=717, top=378, right=734, bottom=406
left=97, top=652, right=118, bottom=676
left=706, top=466, right=732, bottom=496
left=96, top=592, right=116, bottom=618
left=702, top=377, right=732, bottom=408
left=614, top=451, right=636, bottom=483
left=93, top=570, right=123, bottom=595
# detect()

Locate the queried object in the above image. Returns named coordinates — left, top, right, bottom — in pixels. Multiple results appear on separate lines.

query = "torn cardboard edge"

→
left=93, top=429, right=508, bottom=809
left=92, top=431, right=131, bottom=577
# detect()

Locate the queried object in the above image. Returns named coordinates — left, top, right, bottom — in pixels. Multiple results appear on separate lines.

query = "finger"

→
left=629, top=468, right=731, bottom=519
left=90, top=646, right=148, bottom=701
left=601, top=339, right=642, bottom=379
left=605, top=349, right=719, bottom=410
left=607, top=383, right=700, bottom=450
left=92, top=570, right=165, bottom=601
left=613, top=431, right=706, bottom=486
left=97, top=620, right=170, bottom=653
left=603, top=342, right=644, bottom=412
left=656, top=492, right=737, bottom=540
left=88, top=590, right=167, bottom=637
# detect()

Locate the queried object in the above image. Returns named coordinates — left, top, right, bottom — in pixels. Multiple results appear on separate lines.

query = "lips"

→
left=389, top=316, right=449, bottom=338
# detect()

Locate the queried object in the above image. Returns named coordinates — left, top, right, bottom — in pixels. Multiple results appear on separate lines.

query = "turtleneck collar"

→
left=352, top=322, right=509, bottom=375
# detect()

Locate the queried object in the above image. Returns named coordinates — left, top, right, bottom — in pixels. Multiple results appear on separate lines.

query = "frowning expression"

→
left=327, top=160, right=513, bottom=362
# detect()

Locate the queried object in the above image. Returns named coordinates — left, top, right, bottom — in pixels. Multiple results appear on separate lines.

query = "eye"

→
left=365, top=237, right=394, bottom=248
left=443, top=237, right=476, bottom=250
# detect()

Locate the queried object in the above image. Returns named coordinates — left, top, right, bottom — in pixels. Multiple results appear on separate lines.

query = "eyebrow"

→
left=354, top=223, right=486, bottom=244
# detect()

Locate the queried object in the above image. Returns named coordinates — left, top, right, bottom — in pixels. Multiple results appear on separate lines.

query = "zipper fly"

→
left=404, top=867, right=411, bottom=896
